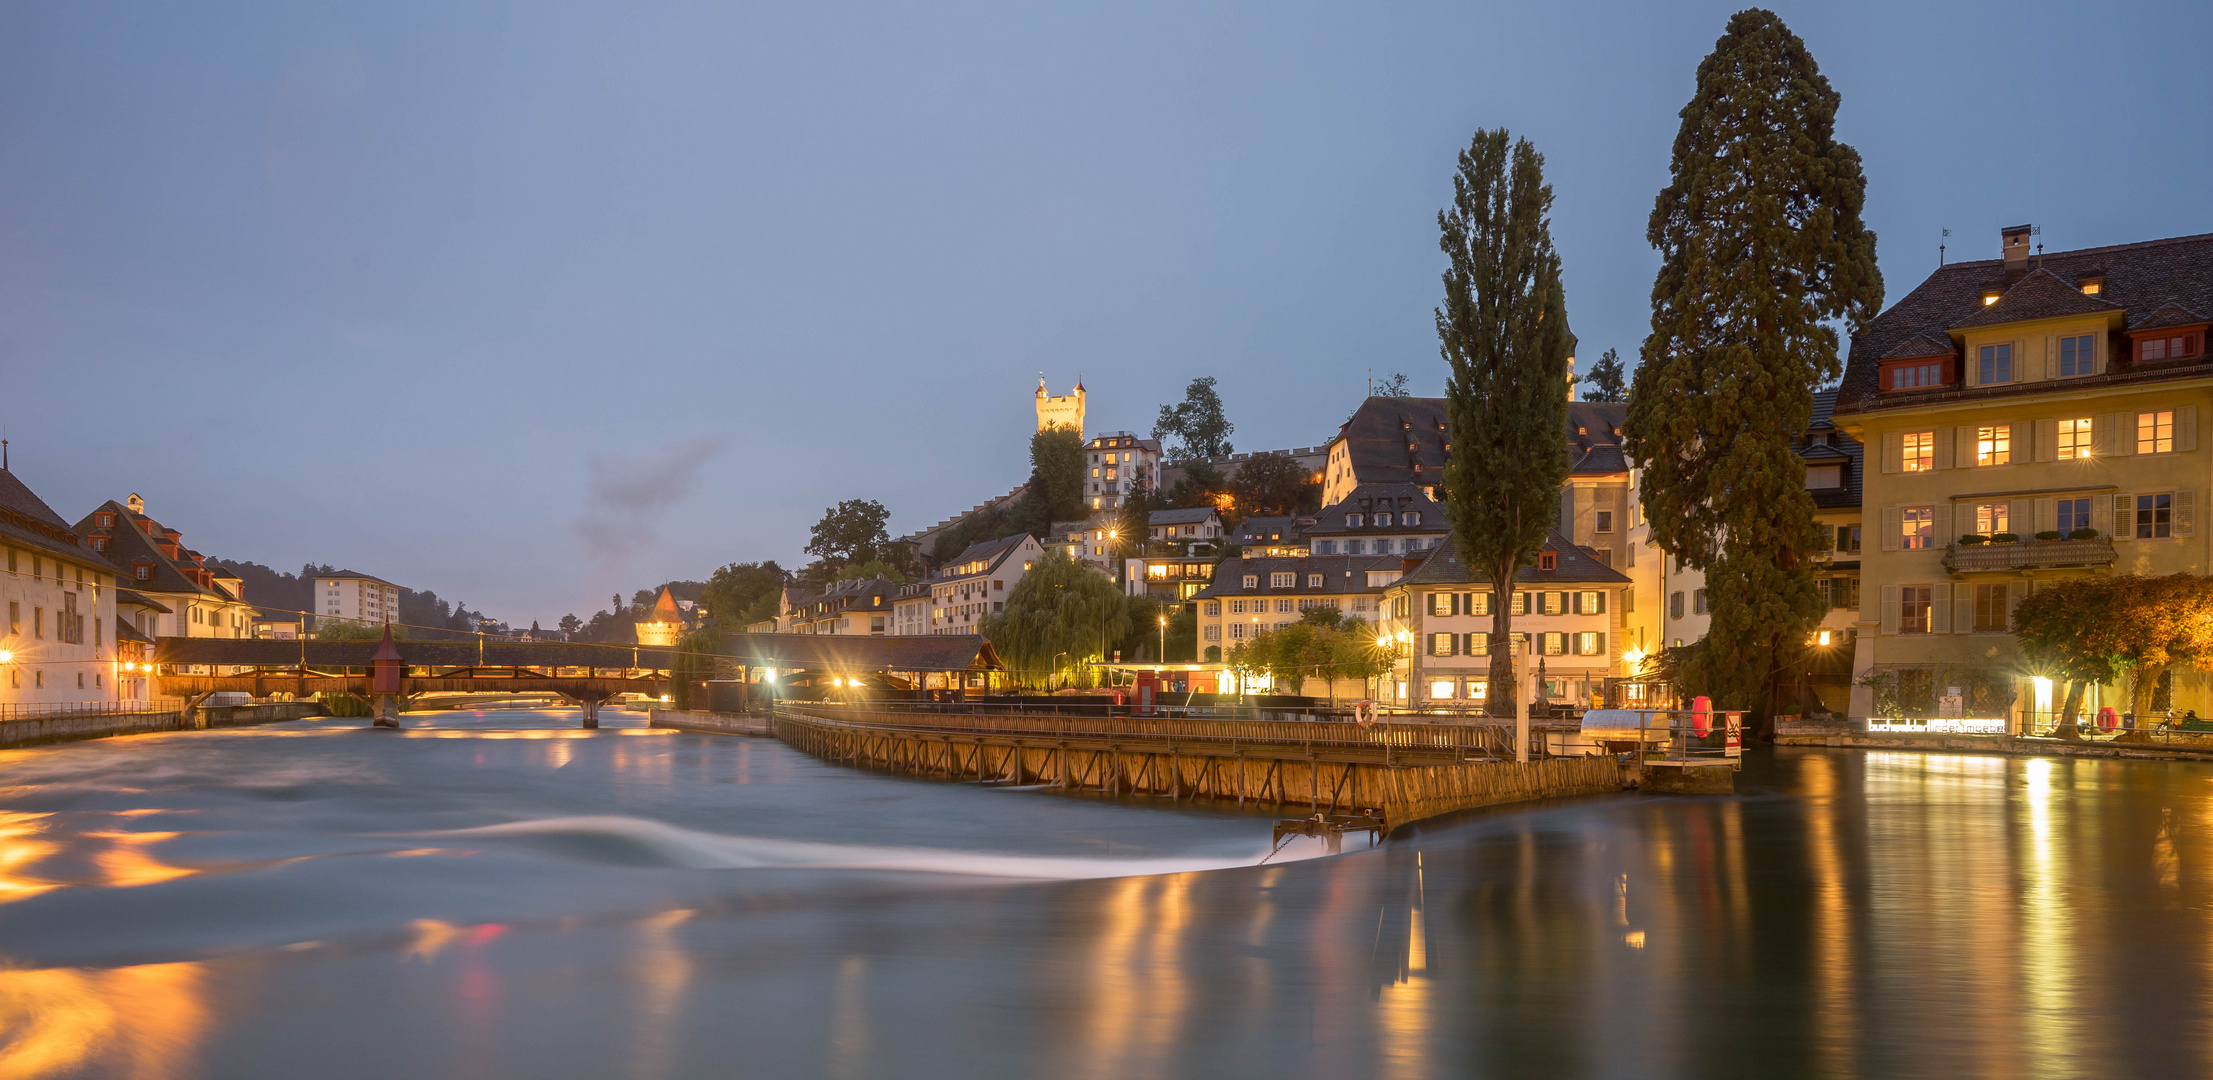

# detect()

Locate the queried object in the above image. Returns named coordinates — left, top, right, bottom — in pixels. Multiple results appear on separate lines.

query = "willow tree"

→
left=980, top=551, right=1131, bottom=688
left=1437, top=129, right=1573, bottom=749
left=1622, top=9, right=1883, bottom=731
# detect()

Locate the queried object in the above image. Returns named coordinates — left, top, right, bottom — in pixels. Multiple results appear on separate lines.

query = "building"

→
left=252, top=613, right=303, bottom=640
left=1036, top=376, right=1086, bottom=432
left=73, top=495, right=256, bottom=641
left=1320, top=396, right=1624, bottom=505
left=1378, top=531, right=1634, bottom=711
left=311, top=570, right=402, bottom=630
left=635, top=586, right=685, bottom=645
left=1305, top=483, right=1449, bottom=557
left=927, top=533, right=1043, bottom=635
left=2, top=466, right=125, bottom=706
left=1191, top=553, right=1407, bottom=665
left=1231, top=515, right=1313, bottom=557
left=1123, top=556, right=1216, bottom=601
left=1147, top=507, right=1223, bottom=549
left=893, top=580, right=932, bottom=636
left=783, top=576, right=900, bottom=636
left=1830, top=226, right=2213, bottom=724
left=1084, top=432, right=1160, bottom=512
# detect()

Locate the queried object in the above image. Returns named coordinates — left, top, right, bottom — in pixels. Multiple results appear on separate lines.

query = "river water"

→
left=0, top=708, right=2209, bottom=1078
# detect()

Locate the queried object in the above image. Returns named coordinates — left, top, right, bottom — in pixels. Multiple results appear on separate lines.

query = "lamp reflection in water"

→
left=630, top=909, right=695, bottom=1080
left=1375, top=851, right=1434, bottom=1080
left=0, top=961, right=210, bottom=1080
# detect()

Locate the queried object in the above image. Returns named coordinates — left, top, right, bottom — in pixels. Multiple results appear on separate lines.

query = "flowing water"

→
left=0, top=708, right=2210, bottom=1078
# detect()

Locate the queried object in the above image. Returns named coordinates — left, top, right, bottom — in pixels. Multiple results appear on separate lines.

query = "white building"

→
left=74, top=494, right=256, bottom=642
left=1084, top=432, right=1160, bottom=512
left=3, top=466, right=124, bottom=707
left=928, top=533, right=1042, bottom=635
left=313, top=570, right=402, bottom=630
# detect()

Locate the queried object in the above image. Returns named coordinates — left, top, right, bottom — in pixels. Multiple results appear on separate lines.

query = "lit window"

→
left=1977, top=343, right=2012, bottom=383
left=2139, top=411, right=2174, bottom=454
left=1975, top=425, right=2010, bottom=466
left=2059, top=335, right=2095, bottom=376
left=1429, top=680, right=1456, bottom=699
left=1975, top=502, right=2009, bottom=535
left=1901, top=507, right=1933, bottom=549
left=2057, top=418, right=2092, bottom=459
left=1900, top=586, right=1932, bottom=633
left=1902, top=431, right=1934, bottom=472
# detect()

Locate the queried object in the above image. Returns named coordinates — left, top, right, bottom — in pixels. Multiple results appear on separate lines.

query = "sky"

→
left=3, top=1, right=2209, bottom=626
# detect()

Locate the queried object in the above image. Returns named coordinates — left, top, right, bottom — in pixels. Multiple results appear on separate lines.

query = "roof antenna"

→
left=1939, top=228, right=1949, bottom=267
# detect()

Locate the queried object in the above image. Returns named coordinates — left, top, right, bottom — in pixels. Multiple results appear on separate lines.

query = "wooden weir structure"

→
left=770, top=705, right=1629, bottom=833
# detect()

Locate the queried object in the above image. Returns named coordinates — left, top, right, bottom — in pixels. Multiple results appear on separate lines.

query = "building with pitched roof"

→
left=1190, top=553, right=1406, bottom=665
left=926, top=533, right=1042, bottom=635
left=636, top=585, right=686, bottom=645
left=1378, top=531, right=1633, bottom=711
left=2, top=465, right=128, bottom=706
left=779, top=576, right=900, bottom=636
left=1830, top=225, right=2213, bottom=724
left=1084, top=431, right=1159, bottom=512
left=1230, top=515, right=1313, bottom=557
left=1304, top=483, right=1447, bottom=558
left=72, top=494, right=257, bottom=643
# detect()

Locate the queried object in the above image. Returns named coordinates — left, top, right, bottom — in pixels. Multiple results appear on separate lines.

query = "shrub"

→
left=1991, top=532, right=2020, bottom=543
left=1959, top=534, right=1989, bottom=546
left=2035, top=530, right=2062, bottom=541
left=2069, top=527, right=2100, bottom=540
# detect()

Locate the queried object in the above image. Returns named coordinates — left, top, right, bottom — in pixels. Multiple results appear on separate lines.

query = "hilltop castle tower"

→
left=1035, top=376, right=1085, bottom=432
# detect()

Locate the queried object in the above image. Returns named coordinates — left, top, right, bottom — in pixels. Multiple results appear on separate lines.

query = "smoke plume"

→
left=572, top=436, right=723, bottom=607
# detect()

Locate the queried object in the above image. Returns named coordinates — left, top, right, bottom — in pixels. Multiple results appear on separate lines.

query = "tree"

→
left=979, top=551, right=1131, bottom=688
left=1164, top=459, right=1230, bottom=512
left=667, top=625, right=722, bottom=710
left=1153, top=377, right=1235, bottom=463
left=1621, top=9, right=1883, bottom=734
left=1436, top=128, right=1573, bottom=739
left=315, top=620, right=403, bottom=642
left=1227, top=614, right=1385, bottom=707
left=1375, top=371, right=1413, bottom=397
left=701, top=561, right=788, bottom=629
left=2018, top=575, right=2213, bottom=732
left=806, top=499, right=892, bottom=569
left=558, top=613, right=584, bottom=637
left=1580, top=348, right=1627, bottom=403
left=1030, top=424, right=1086, bottom=524
left=1232, top=450, right=1317, bottom=516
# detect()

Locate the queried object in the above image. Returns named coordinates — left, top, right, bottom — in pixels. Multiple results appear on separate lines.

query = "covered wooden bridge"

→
left=712, top=633, right=1006, bottom=708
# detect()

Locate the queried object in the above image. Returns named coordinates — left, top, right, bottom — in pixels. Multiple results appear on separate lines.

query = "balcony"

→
left=1941, top=536, right=2116, bottom=574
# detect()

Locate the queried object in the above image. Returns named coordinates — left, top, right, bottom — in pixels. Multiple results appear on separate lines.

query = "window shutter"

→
left=2178, top=490, right=2196, bottom=538
left=1593, top=632, right=1606, bottom=659
left=2114, top=494, right=2135, bottom=539
left=1881, top=432, right=1902, bottom=474
left=1935, top=428, right=1955, bottom=470
left=1955, top=427, right=1977, bottom=467
left=2092, top=415, right=2113, bottom=457
left=2180, top=406, right=2198, bottom=452
left=1881, top=507, right=1901, bottom=551
left=1880, top=586, right=1900, bottom=634
left=1952, top=584, right=1972, bottom=635
left=1931, top=590, right=1951, bottom=634
left=2035, top=498, right=2055, bottom=536
left=2011, top=499, right=2031, bottom=535
left=2093, top=494, right=2114, bottom=537
left=1428, top=593, right=1444, bottom=617
left=1934, top=503, right=1953, bottom=544
left=2043, top=335, right=2057, bottom=380
left=2014, top=340, right=2027, bottom=381
left=2093, top=335, right=2108, bottom=375
left=2007, top=581, right=2026, bottom=627
left=1592, top=591, right=1606, bottom=615
left=2109, top=413, right=2135, bottom=457
left=2034, top=418, right=2057, bottom=462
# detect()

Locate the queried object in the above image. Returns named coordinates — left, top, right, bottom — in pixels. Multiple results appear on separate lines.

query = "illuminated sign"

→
left=1865, top=717, right=2007, bottom=735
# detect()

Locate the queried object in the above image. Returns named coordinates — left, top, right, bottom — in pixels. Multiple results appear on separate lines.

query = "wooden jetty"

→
left=770, top=705, right=1628, bottom=832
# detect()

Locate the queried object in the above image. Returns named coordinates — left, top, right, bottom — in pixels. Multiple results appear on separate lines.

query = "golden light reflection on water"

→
left=630, top=909, right=694, bottom=1080
left=1802, top=753, right=1858, bottom=1078
left=2019, top=756, right=2080, bottom=1075
left=1375, top=853, right=1433, bottom=1080
left=84, top=832, right=195, bottom=889
left=0, top=961, right=208, bottom=1080
left=0, top=814, right=57, bottom=903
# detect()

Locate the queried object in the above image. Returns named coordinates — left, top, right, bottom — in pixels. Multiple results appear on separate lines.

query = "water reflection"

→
left=0, top=962, right=207, bottom=1080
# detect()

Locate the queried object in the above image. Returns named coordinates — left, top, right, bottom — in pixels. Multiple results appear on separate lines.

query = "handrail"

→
left=774, top=704, right=1524, bottom=760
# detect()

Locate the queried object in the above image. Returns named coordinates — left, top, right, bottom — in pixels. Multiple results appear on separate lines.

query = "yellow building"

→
left=1831, top=226, right=2213, bottom=725
left=1035, top=376, right=1085, bottom=433
left=635, top=586, right=685, bottom=645
left=1190, top=553, right=1404, bottom=693
left=74, top=494, right=256, bottom=642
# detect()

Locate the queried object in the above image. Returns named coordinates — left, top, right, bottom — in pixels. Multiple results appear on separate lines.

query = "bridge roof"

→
left=155, top=637, right=674, bottom=669
left=719, top=633, right=1001, bottom=672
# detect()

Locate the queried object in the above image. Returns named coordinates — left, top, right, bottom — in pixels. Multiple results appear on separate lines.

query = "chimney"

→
left=2003, top=224, right=2033, bottom=270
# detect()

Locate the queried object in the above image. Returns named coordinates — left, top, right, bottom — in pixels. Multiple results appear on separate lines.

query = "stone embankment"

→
left=1775, top=718, right=2213, bottom=763
left=648, top=709, right=773, bottom=737
left=0, top=701, right=328, bottom=749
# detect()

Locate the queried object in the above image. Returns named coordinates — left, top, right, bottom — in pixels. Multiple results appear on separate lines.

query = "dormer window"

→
left=2078, top=276, right=2104, bottom=295
left=2140, top=333, right=2204, bottom=362
left=1982, top=291, right=2001, bottom=306
left=1376, top=513, right=1393, bottom=527
left=1346, top=514, right=1364, bottom=528
left=1405, top=512, right=1421, bottom=527
left=1885, top=361, right=1946, bottom=391
left=1537, top=551, right=1558, bottom=570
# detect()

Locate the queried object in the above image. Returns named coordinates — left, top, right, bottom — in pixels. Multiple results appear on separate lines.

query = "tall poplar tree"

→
left=1622, top=9, right=1883, bottom=727
left=1437, top=129, right=1573, bottom=726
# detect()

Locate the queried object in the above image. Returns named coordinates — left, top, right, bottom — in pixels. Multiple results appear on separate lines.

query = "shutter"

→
left=1931, top=589, right=1951, bottom=634
left=1428, top=593, right=1443, bottom=617
left=1934, top=503, right=1953, bottom=545
left=1881, top=585, right=1900, bottom=634
left=2035, top=418, right=2057, bottom=462
left=2178, top=490, right=2196, bottom=538
left=2036, top=498, right=2055, bottom=536
left=1593, top=632, right=1606, bottom=659
left=1593, top=591, right=1607, bottom=614
left=1952, top=584, right=1972, bottom=635
left=2014, top=340, right=2027, bottom=381
left=2115, top=494, right=2135, bottom=539
left=2092, top=415, right=2112, bottom=457
left=1935, top=428, right=1955, bottom=470
left=1881, top=507, right=1901, bottom=551
left=2093, top=494, right=2114, bottom=537
left=2011, top=500, right=2031, bottom=536
left=1569, top=591, right=1582, bottom=615
left=2007, top=581, right=2026, bottom=628
left=2180, top=406, right=2198, bottom=452
left=1882, top=432, right=1902, bottom=474
left=1956, top=427, right=1977, bottom=467
left=2093, top=334, right=2108, bottom=375
left=2043, top=335, right=2057, bottom=380
left=2110, top=413, right=2136, bottom=457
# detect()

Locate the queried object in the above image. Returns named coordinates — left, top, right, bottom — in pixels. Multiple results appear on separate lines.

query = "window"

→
left=1902, top=432, right=1934, bottom=472
left=1537, top=551, right=1557, bottom=570
left=1575, top=632, right=1603, bottom=656
left=2141, top=334, right=2203, bottom=362
left=1579, top=591, right=1603, bottom=614
left=1468, top=632, right=1490, bottom=654
left=1837, top=525, right=1861, bottom=553
left=2137, top=493, right=2172, bottom=539
left=1542, top=633, right=1566, bottom=655
left=1230, top=623, right=1246, bottom=640
left=1405, top=512, right=1422, bottom=527
left=1978, top=343, right=2012, bottom=383
left=1595, top=511, right=1614, bottom=533
left=1692, top=589, right=1708, bottom=615
left=1669, top=591, right=1684, bottom=619
left=2057, top=498, right=2091, bottom=535
left=1975, top=502, right=2009, bottom=535
left=1228, top=599, right=1245, bottom=614
left=2059, top=335, right=2095, bottom=376
left=1827, top=576, right=1860, bottom=611
left=1276, top=599, right=1294, bottom=614
left=6, top=602, right=14, bottom=634
left=1975, top=425, right=2010, bottom=466
left=1430, top=633, right=1455, bottom=657
left=1204, top=602, right=1221, bottom=617
left=1375, top=513, right=1393, bottom=527
left=1973, top=584, right=2009, bottom=632
left=1889, top=363, right=1943, bottom=390
left=1307, top=574, right=1323, bottom=588
left=1314, top=540, right=1336, bottom=555
left=1346, top=514, right=1363, bottom=528
left=1901, top=506, right=1934, bottom=549
left=1429, top=680, right=1457, bottom=699
left=1242, top=575, right=1258, bottom=589
left=1900, top=586, right=1932, bottom=633
left=1203, top=625, right=1220, bottom=642
left=2057, top=417, right=2092, bottom=459
left=2138, top=411, right=2174, bottom=454
left=1344, top=540, right=1363, bottom=555
left=1270, top=572, right=1295, bottom=588
left=1469, top=592, right=1490, bottom=616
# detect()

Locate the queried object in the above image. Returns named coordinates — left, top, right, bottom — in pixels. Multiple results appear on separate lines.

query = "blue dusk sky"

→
left=2, top=1, right=2208, bottom=625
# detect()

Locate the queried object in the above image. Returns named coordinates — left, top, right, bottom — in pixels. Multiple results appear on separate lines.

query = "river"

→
left=0, top=707, right=2207, bottom=1078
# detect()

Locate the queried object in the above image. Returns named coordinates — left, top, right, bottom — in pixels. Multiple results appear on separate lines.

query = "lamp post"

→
left=1158, top=614, right=1167, bottom=665
left=1052, top=651, right=1068, bottom=694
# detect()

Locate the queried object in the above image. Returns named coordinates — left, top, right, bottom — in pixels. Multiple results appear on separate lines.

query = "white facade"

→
left=315, top=573, right=402, bottom=628
left=1084, top=432, right=1160, bottom=512
left=929, top=534, right=1043, bottom=635
left=1, top=543, right=119, bottom=707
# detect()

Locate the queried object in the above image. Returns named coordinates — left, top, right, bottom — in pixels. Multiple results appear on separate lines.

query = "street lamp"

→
left=1052, top=651, right=1069, bottom=693
left=1158, top=614, right=1167, bottom=665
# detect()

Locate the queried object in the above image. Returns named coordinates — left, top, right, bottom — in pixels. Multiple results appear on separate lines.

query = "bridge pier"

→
left=372, top=692, right=402, bottom=729
left=581, top=698, right=600, bottom=729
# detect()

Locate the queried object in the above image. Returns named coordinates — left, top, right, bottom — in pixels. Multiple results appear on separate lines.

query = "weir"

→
left=768, top=706, right=1630, bottom=832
